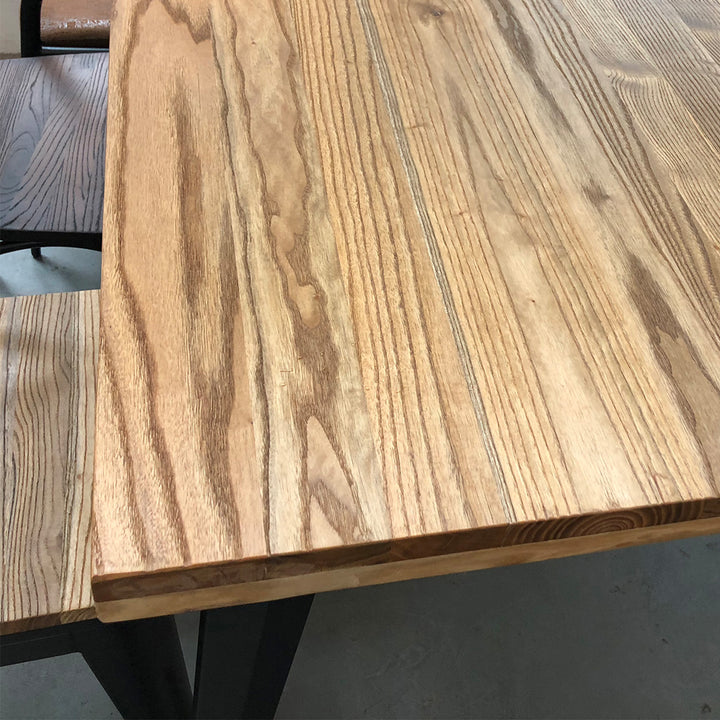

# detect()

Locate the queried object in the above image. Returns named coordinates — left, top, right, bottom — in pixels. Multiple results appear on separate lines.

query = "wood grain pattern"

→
left=93, top=0, right=720, bottom=617
left=41, top=0, right=113, bottom=48
left=1, top=291, right=99, bottom=635
left=0, top=53, right=107, bottom=234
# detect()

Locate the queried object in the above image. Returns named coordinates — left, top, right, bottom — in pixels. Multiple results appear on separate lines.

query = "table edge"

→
left=92, top=499, right=720, bottom=621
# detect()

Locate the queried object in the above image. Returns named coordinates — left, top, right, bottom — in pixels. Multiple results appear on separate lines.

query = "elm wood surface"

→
left=1, top=291, right=99, bottom=635
left=41, top=0, right=113, bottom=48
left=93, top=0, right=720, bottom=620
left=0, top=53, right=107, bottom=235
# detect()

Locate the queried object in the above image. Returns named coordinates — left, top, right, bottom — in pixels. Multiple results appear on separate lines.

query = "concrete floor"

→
left=1, top=249, right=719, bottom=718
left=0, top=247, right=101, bottom=298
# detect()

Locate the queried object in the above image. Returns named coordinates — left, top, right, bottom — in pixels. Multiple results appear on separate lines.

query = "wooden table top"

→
left=92, top=0, right=720, bottom=621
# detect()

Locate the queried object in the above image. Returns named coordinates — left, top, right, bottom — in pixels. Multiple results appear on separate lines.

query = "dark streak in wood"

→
left=174, top=85, right=244, bottom=556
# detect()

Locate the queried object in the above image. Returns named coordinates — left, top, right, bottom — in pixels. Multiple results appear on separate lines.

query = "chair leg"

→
left=0, top=625, right=75, bottom=666
left=72, top=616, right=193, bottom=720
left=20, top=0, right=43, bottom=57
left=193, top=595, right=314, bottom=719
left=31, top=247, right=41, bottom=259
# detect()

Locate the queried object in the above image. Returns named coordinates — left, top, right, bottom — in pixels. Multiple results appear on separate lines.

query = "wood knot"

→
left=415, top=3, right=448, bottom=25
left=582, top=179, right=611, bottom=208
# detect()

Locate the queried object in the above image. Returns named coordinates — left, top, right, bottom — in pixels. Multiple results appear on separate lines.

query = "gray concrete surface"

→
left=1, top=248, right=719, bottom=718
left=0, top=248, right=101, bottom=298
left=0, top=0, right=21, bottom=58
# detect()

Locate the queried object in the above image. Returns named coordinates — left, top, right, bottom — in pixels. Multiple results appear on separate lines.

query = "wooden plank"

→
left=561, top=0, right=720, bottom=293
left=1, top=291, right=99, bottom=635
left=93, top=0, right=720, bottom=618
left=363, top=0, right=720, bottom=510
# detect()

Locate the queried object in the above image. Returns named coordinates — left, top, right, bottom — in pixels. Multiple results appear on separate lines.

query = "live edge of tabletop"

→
left=91, top=0, right=720, bottom=621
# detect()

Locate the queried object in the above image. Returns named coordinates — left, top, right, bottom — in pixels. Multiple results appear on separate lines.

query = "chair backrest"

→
left=1, top=290, right=99, bottom=635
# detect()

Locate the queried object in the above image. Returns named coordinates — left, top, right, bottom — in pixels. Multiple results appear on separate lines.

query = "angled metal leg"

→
left=74, top=616, right=192, bottom=719
left=193, top=595, right=314, bottom=719
left=0, top=617, right=192, bottom=719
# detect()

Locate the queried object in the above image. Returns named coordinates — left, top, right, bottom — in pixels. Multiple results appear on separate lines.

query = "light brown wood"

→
left=1, top=291, right=99, bottom=635
left=93, top=0, right=720, bottom=619
left=95, top=515, right=720, bottom=621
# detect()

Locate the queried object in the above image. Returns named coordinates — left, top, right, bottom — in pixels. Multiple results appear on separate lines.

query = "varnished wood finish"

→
left=0, top=53, right=107, bottom=234
left=41, top=0, right=113, bottom=48
left=97, top=515, right=720, bottom=622
left=1, top=291, right=99, bottom=635
left=93, top=0, right=720, bottom=617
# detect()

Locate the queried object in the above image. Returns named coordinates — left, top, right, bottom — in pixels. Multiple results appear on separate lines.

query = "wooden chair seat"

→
left=1, top=291, right=98, bottom=634
left=0, top=291, right=193, bottom=718
left=41, top=0, right=112, bottom=49
left=0, top=53, right=107, bottom=240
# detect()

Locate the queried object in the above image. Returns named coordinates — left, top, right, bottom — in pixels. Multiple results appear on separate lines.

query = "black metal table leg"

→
left=73, top=616, right=193, bottom=719
left=1, top=617, right=193, bottom=719
left=193, top=595, right=314, bottom=720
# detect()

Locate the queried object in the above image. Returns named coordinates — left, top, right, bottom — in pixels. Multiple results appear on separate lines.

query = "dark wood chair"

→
left=0, top=52, right=106, bottom=257
left=0, top=0, right=106, bottom=258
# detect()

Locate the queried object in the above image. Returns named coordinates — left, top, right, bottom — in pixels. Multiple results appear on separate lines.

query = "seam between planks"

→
left=353, top=0, right=516, bottom=522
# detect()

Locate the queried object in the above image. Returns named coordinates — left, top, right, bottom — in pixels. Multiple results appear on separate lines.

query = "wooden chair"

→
left=0, top=291, right=193, bottom=719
